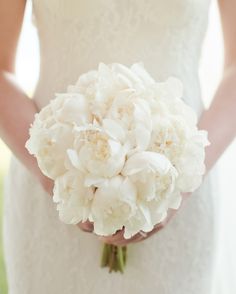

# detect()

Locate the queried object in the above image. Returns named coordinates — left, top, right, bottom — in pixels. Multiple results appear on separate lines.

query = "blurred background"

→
left=0, top=1, right=235, bottom=293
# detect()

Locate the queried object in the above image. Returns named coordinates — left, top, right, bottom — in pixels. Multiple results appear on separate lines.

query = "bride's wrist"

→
left=38, top=173, right=54, bottom=196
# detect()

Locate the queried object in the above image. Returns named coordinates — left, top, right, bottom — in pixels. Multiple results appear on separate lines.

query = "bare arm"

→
left=0, top=0, right=53, bottom=192
left=0, top=0, right=93, bottom=232
left=198, top=0, right=236, bottom=172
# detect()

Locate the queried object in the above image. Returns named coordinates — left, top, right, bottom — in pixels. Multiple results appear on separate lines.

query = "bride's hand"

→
left=77, top=220, right=94, bottom=233
left=99, top=193, right=190, bottom=246
left=39, top=174, right=54, bottom=196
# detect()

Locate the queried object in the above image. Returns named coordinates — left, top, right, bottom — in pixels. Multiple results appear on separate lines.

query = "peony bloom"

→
left=25, top=109, right=74, bottom=179
left=90, top=175, right=137, bottom=237
left=121, top=151, right=181, bottom=238
left=105, top=90, right=153, bottom=152
left=67, top=122, right=128, bottom=179
left=149, top=114, right=209, bottom=192
left=53, top=170, right=95, bottom=224
left=25, top=93, right=91, bottom=179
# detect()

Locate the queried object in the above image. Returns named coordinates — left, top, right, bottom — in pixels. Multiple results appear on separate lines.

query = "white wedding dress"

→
left=3, top=0, right=223, bottom=293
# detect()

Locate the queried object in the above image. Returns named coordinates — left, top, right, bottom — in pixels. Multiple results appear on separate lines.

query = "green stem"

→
left=101, top=244, right=108, bottom=267
left=109, top=245, right=115, bottom=273
left=117, top=246, right=125, bottom=273
left=122, top=246, right=127, bottom=266
left=100, top=244, right=128, bottom=273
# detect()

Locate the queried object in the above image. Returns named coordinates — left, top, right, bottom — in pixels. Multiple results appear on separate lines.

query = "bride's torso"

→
left=31, top=0, right=211, bottom=115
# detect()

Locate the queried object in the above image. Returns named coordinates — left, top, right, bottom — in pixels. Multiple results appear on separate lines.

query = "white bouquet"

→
left=26, top=62, right=209, bottom=273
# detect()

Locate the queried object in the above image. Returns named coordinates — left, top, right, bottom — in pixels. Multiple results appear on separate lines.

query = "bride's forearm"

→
left=198, top=65, right=236, bottom=172
left=0, top=70, right=52, bottom=191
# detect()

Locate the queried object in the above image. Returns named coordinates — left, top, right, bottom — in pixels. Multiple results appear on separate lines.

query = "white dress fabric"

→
left=3, top=0, right=222, bottom=293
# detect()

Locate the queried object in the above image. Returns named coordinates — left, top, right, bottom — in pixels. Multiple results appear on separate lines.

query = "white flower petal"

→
left=122, top=151, right=172, bottom=176
left=53, top=170, right=94, bottom=224
left=84, top=174, right=108, bottom=187
left=102, top=118, right=126, bottom=142
left=91, top=176, right=137, bottom=236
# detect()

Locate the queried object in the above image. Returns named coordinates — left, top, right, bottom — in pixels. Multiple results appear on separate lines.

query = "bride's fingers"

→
left=119, top=231, right=153, bottom=245
left=115, top=235, right=143, bottom=245
left=100, top=215, right=171, bottom=245
left=99, top=230, right=122, bottom=244
left=120, top=224, right=165, bottom=245
left=126, top=227, right=163, bottom=245
left=121, top=231, right=147, bottom=244
left=113, top=230, right=144, bottom=245
left=102, top=228, right=156, bottom=245
left=99, top=207, right=180, bottom=245
left=77, top=220, right=94, bottom=233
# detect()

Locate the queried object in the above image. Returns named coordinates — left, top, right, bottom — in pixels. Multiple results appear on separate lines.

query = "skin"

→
left=0, top=0, right=235, bottom=245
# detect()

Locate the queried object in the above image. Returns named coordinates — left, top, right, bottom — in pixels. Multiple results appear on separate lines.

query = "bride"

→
left=0, top=0, right=235, bottom=293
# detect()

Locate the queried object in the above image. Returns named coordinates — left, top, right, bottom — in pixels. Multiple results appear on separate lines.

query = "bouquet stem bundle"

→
left=101, top=244, right=127, bottom=273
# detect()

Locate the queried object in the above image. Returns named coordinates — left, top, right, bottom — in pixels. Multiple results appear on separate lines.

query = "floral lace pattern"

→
left=31, top=0, right=210, bottom=115
left=3, top=1, right=222, bottom=293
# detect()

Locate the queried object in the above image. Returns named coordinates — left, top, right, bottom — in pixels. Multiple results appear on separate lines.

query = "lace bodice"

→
left=31, top=0, right=210, bottom=115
